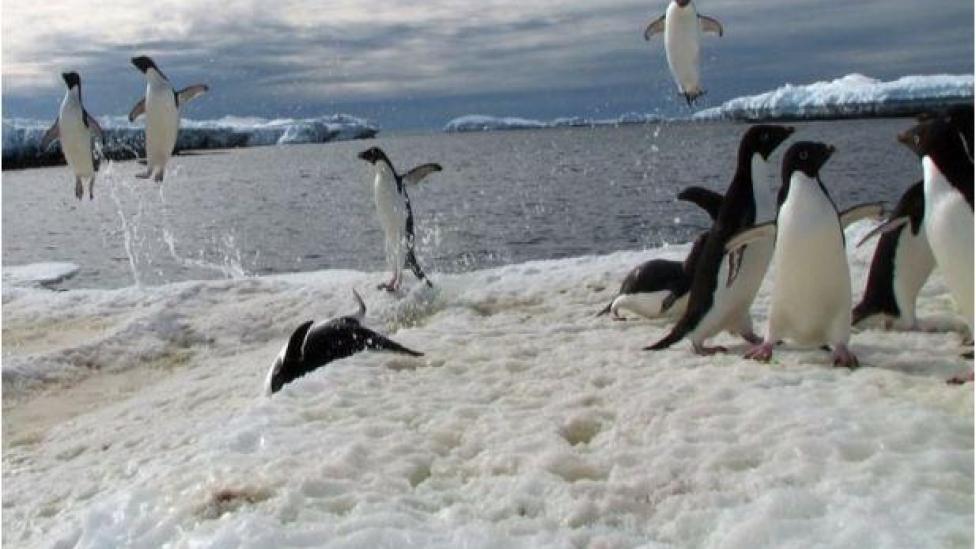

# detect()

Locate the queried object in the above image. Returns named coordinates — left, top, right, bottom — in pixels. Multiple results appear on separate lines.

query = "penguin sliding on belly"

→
left=731, top=142, right=861, bottom=367
left=596, top=185, right=721, bottom=320
left=39, top=72, right=105, bottom=200
left=646, top=125, right=794, bottom=355
left=644, top=0, right=724, bottom=106
left=265, top=290, right=423, bottom=395
left=358, top=146, right=442, bottom=292
left=128, top=56, right=209, bottom=182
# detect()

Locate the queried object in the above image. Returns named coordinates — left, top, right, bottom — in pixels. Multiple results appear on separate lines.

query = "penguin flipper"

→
left=356, top=327, right=424, bottom=357
left=698, top=15, right=724, bottom=36
left=83, top=110, right=105, bottom=143
left=39, top=120, right=60, bottom=151
left=128, top=98, right=146, bottom=122
left=856, top=216, right=910, bottom=248
left=677, top=186, right=724, bottom=221
left=643, top=15, right=666, bottom=40
left=176, top=84, right=209, bottom=107
left=724, top=222, right=776, bottom=253
left=840, top=202, right=885, bottom=229
left=402, top=163, right=443, bottom=186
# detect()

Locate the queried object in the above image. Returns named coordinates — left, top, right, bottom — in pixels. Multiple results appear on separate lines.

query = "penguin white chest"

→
left=663, top=3, right=701, bottom=95
left=922, top=157, right=974, bottom=328
left=372, top=170, right=407, bottom=245
left=769, top=175, right=851, bottom=344
left=145, top=82, right=179, bottom=169
left=58, top=93, right=94, bottom=177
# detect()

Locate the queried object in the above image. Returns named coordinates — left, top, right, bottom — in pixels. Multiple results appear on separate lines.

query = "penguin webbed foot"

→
left=744, top=342, right=773, bottom=362
left=693, top=343, right=728, bottom=356
left=830, top=345, right=859, bottom=369
left=74, top=177, right=84, bottom=200
left=154, top=169, right=165, bottom=183
left=135, top=170, right=151, bottom=180
left=947, top=369, right=974, bottom=384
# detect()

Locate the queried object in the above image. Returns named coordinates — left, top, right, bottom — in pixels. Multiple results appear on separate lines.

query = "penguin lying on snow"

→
left=644, top=0, right=724, bottom=106
left=729, top=142, right=864, bottom=367
left=39, top=72, right=105, bottom=200
left=596, top=185, right=721, bottom=320
left=358, top=146, right=442, bottom=292
left=128, top=56, right=209, bottom=182
left=265, top=290, right=423, bottom=395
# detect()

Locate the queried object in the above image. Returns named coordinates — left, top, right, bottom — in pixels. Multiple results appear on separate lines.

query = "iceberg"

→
left=444, top=112, right=664, bottom=132
left=1, top=114, right=379, bottom=169
left=3, top=261, right=80, bottom=289
left=695, top=73, right=974, bottom=121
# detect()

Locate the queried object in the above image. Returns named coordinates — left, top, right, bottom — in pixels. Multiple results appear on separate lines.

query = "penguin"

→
left=644, top=0, right=724, bottom=106
left=646, top=125, right=794, bottom=354
left=265, top=290, right=423, bottom=395
left=852, top=182, right=933, bottom=329
left=731, top=141, right=860, bottom=367
left=128, top=56, right=208, bottom=182
left=38, top=72, right=104, bottom=200
left=357, top=146, right=441, bottom=292
left=897, top=117, right=974, bottom=339
left=596, top=185, right=720, bottom=320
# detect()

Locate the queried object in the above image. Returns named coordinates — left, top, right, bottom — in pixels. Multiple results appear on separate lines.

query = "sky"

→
left=2, top=0, right=973, bottom=129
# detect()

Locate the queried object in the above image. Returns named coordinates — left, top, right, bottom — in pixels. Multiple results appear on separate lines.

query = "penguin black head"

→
left=898, top=118, right=960, bottom=160
left=675, top=0, right=692, bottom=6
left=357, top=146, right=390, bottom=166
left=916, top=104, right=974, bottom=159
left=782, top=141, right=835, bottom=180
left=61, top=72, right=81, bottom=90
left=740, top=125, right=795, bottom=161
left=266, top=320, right=315, bottom=395
left=130, top=56, right=165, bottom=79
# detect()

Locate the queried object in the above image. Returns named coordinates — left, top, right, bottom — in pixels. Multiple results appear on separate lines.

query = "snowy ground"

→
left=2, top=223, right=972, bottom=548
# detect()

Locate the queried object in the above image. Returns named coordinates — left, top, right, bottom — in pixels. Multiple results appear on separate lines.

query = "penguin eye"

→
left=799, top=151, right=808, bottom=160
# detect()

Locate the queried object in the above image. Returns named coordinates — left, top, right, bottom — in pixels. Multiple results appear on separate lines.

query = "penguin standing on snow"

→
left=646, top=125, right=794, bottom=354
left=357, top=146, right=441, bottom=292
left=644, top=0, right=724, bottom=106
left=265, top=290, right=423, bottom=395
left=730, top=142, right=861, bottom=367
left=127, top=56, right=208, bottom=182
left=39, top=72, right=104, bottom=200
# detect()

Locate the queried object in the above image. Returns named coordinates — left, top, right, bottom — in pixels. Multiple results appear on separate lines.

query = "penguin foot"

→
left=693, top=343, right=728, bottom=356
left=135, top=170, right=151, bottom=179
left=741, top=332, right=763, bottom=345
left=744, top=342, right=773, bottom=362
left=75, top=178, right=84, bottom=200
left=947, top=370, right=974, bottom=385
left=154, top=170, right=165, bottom=183
left=831, top=345, right=859, bottom=369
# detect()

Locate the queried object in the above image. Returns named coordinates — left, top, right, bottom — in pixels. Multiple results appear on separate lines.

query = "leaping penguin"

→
left=357, top=146, right=441, bottom=292
left=39, top=72, right=104, bottom=200
left=644, top=0, right=724, bottom=106
left=265, top=290, right=423, bottom=395
left=128, top=56, right=208, bottom=182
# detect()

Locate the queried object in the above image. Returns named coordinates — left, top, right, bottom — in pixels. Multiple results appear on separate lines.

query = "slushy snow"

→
left=695, top=73, right=974, bottom=121
left=2, top=114, right=378, bottom=167
left=2, top=221, right=972, bottom=548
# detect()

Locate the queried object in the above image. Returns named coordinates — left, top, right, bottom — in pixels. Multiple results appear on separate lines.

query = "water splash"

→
left=105, top=162, right=143, bottom=287
left=157, top=184, right=248, bottom=279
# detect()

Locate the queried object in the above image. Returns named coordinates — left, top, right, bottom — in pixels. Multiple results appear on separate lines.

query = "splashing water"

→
left=105, top=161, right=143, bottom=287
left=157, top=184, right=248, bottom=280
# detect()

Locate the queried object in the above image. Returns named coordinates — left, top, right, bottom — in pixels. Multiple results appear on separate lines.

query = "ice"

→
left=1, top=114, right=379, bottom=168
left=444, top=112, right=662, bottom=132
left=2, top=222, right=972, bottom=548
left=695, top=73, right=974, bottom=121
left=3, top=261, right=80, bottom=289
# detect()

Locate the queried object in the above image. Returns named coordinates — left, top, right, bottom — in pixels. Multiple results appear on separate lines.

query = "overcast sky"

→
left=2, top=0, right=973, bottom=129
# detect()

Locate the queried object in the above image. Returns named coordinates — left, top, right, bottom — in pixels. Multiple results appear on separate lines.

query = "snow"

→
left=2, top=222, right=972, bottom=548
left=3, top=262, right=80, bottom=289
left=444, top=112, right=662, bottom=132
left=1, top=114, right=379, bottom=167
left=695, top=73, right=974, bottom=121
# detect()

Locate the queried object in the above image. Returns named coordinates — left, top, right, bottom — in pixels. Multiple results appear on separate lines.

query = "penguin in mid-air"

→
left=646, top=125, right=794, bottom=354
left=265, top=290, right=423, bottom=395
left=729, top=142, right=861, bottom=367
left=898, top=116, right=974, bottom=348
left=358, top=146, right=442, bottom=292
left=128, top=56, right=208, bottom=182
left=644, top=0, right=724, bottom=106
left=596, top=185, right=721, bottom=320
left=39, top=72, right=104, bottom=200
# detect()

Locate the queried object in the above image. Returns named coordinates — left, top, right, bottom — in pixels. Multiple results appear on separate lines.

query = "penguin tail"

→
left=645, top=320, right=690, bottom=351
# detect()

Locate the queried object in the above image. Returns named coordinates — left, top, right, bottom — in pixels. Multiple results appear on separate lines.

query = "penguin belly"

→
left=663, top=4, right=702, bottom=96
left=769, top=183, right=851, bottom=346
left=58, top=102, right=94, bottom=178
left=373, top=175, right=408, bottom=269
left=612, top=291, right=688, bottom=319
left=145, top=87, right=179, bottom=175
left=891, top=228, right=935, bottom=328
left=690, top=237, right=774, bottom=340
left=923, top=160, right=974, bottom=330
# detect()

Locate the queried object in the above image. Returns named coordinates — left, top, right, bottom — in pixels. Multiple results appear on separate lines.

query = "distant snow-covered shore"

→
left=1, top=114, right=379, bottom=170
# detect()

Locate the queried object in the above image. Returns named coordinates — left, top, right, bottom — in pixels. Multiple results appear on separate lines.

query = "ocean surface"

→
left=3, top=119, right=919, bottom=289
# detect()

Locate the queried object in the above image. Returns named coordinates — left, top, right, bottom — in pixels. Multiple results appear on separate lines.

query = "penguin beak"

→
left=357, top=150, right=371, bottom=162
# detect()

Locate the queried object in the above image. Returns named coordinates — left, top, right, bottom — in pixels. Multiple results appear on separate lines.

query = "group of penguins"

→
left=264, top=106, right=975, bottom=396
